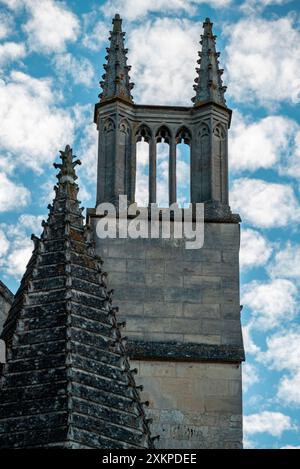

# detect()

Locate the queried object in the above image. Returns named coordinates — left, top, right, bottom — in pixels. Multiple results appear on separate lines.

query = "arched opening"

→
left=119, top=119, right=131, bottom=197
left=176, top=127, right=191, bottom=207
left=156, top=126, right=170, bottom=207
left=135, top=126, right=150, bottom=207
left=103, top=118, right=116, bottom=201
left=199, top=122, right=211, bottom=202
left=213, top=123, right=227, bottom=203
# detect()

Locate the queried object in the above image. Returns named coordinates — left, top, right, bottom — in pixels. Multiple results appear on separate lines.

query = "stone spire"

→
left=0, top=145, right=155, bottom=449
left=99, top=14, right=134, bottom=103
left=192, top=18, right=227, bottom=107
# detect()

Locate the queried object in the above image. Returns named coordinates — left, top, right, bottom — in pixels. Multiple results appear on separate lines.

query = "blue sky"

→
left=0, top=0, right=300, bottom=449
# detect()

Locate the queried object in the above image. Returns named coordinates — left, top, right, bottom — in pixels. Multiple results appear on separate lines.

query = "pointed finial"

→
left=192, top=18, right=227, bottom=107
left=99, top=15, right=134, bottom=103
left=53, top=145, right=81, bottom=184
left=112, top=13, right=122, bottom=34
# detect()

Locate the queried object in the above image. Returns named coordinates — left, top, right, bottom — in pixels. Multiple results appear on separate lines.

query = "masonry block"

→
left=132, top=360, right=243, bottom=449
left=90, top=217, right=244, bottom=448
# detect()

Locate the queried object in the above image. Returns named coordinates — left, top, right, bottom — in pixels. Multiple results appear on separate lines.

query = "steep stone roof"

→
left=99, top=14, right=134, bottom=103
left=0, top=281, right=14, bottom=306
left=0, top=145, right=154, bottom=449
left=192, top=18, right=227, bottom=107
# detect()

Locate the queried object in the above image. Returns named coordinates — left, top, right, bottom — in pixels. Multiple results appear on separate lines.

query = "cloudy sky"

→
left=0, top=0, right=300, bottom=449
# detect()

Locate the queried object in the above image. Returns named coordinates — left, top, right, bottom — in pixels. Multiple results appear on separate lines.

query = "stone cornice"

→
left=127, top=340, right=245, bottom=363
left=86, top=207, right=241, bottom=225
left=94, top=98, right=232, bottom=128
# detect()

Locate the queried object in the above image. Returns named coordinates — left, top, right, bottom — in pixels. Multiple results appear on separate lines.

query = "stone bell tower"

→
left=88, top=15, right=244, bottom=449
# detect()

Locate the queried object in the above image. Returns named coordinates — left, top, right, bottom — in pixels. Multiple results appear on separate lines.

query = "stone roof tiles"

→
left=0, top=145, right=154, bottom=449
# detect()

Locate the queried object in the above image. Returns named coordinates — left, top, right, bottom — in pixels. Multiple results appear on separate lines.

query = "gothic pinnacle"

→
left=192, top=18, right=227, bottom=107
left=53, top=145, right=81, bottom=184
left=0, top=146, right=155, bottom=449
left=99, top=14, right=134, bottom=103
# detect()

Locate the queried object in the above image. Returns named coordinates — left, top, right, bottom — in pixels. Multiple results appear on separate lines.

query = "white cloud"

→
left=0, top=42, right=26, bottom=68
left=4, top=237, right=34, bottom=278
left=240, top=228, right=272, bottom=270
left=243, top=437, right=256, bottom=449
left=82, top=19, right=108, bottom=51
left=258, top=329, right=300, bottom=372
left=268, top=243, right=300, bottom=283
left=0, top=11, right=13, bottom=39
left=76, top=180, right=92, bottom=205
left=128, top=18, right=200, bottom=105
left=281, top=445, right=300, bottom=449
left=278, top=371, right=300, bottom=405
left=136, top=141, right=150, bottom=207
left=101, top=0, right=231, bottom=21
left=224, top=16, right=300, bottom=107
left=76, top=111, right=98, bottom=182
left=230, top=178, right=300, bottom=228
left=0, top=229, right=9, bottom=259
left=53, top=53, right=95, bottom=87
left=0, top=70, right=74, bottom=173
left=242, top=323, right=260, bottom=355
left=258, top=329, right=300, bottom=405
left=229, top=113, right=298, bottom=173
left=0, top=172, right=30, bottom=212
left=17, top=214, right=44, bottom=236
left=177, top=159, right=190, bottom=207
left=243, top=363, right=259, bottom=391
left=242, top=279, right=298, bottom=330
left=280, top=129, right=300, bottom=179
left=0, top=0, right=24, bottom=9
left=157, top=143, right=169, bottom=207
left=23, top=0, right=80, bottom=54
left=0, top=213, right=44, bottom=279
left=135, top=172, right=149, bottom=207
left=241, top=0, right=292, bottom=14
left=0, top=154, right=15, bottom=174
left=244, top=411, right=295, bottom=437
left=102, top=0, right=185, bottom=20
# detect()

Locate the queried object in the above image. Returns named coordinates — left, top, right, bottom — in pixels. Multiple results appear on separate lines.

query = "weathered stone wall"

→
left=90, top=216, right=244, bottom=448
left=0, top=282, right=13, bottom=335
left=91, top=219, right=243, bottom=349
left=132, top=360, right=243, bottom=449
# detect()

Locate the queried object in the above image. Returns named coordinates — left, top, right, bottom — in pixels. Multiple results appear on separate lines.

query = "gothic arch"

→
left=196, top=121, right=211, bottom=202
left=176, top=126, right=191, bottom=206
left=213, top=122, right=226, bottom=139
left=155, top=125, right=171, bottom=144
left=198, top=121, right=210, bottom=139
left=119, top=119, right=131, bottom=135
left=136, top=124, right=152, bottom=143
left=175, top=126, right=192, bottom=145
left=103, top=117, right=115, bottom=133
left=212, top=122, right=227, bottom=203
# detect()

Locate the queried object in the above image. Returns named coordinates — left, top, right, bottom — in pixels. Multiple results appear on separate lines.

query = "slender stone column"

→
left=129, top=134, right=136, bottom=205
left=149, top=135, right=157, bottom=204
left=169, top=137, right=176, bottom=205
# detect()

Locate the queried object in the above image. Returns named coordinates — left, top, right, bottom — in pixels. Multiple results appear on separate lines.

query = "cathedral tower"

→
left=89, top=15, right=244, bottom=449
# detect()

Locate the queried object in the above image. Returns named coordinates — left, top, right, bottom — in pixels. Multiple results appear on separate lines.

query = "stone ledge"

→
left=127, top=340, right=245, bottom=363
left=87, top=207, right=241, bottom=224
